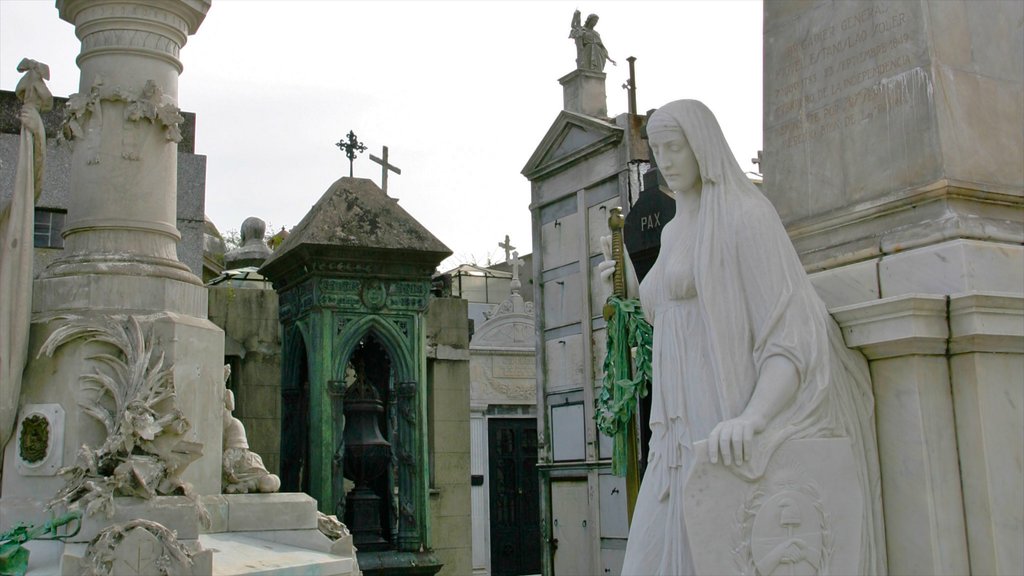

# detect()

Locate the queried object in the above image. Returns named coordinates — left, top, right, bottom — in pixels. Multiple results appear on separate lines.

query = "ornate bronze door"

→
left=488, top=418, right=541, bottom=576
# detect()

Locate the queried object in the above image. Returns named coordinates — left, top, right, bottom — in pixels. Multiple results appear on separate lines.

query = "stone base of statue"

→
left=0, top=309, right=359, bottom=575
left=1, top=494, right=358, bottom=575
left=684, top=438, right=863, bottom=576
left=559, top=69, right=607, bottom=118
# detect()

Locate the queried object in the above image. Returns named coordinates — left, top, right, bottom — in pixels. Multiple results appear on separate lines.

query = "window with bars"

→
left=34, top=209, right=66, bottom=249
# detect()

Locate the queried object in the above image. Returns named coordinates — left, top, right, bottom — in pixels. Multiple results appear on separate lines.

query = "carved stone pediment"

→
left=471, top=311, right=534, bottom=350
left=521, top=110, right=623, bottom=180
left=470, top=354, right=536, bottom=405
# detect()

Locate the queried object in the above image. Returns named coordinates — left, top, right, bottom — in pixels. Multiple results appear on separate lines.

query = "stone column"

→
left=469, top=404, right=489, bottom=575
left=46, top=0, right=208, bottom=288
left=833, top=292, right=1024, bottom=576
left=946, top=293, right=1024, bottom=576
left=1, top=0, right=222, bottom=513
left=833, top=295, right=969, bottom=575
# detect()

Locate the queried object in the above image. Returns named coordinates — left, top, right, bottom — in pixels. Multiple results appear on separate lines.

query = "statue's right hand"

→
left=18, top=107, right=44, bottom=141
left=598, top=235, right=616, bottom=287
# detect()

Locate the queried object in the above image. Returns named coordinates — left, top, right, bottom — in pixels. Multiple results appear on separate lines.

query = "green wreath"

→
left=595, top=296, right=653, bottom=477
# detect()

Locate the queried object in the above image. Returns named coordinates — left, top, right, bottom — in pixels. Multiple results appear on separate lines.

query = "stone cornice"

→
left=948, top=292, right=1024, bottom=354
left=831, top=291, right=1024, bottom=359
left=831, top=294, right=948, bottom=359
left=58, top=0, right=211, bottom=72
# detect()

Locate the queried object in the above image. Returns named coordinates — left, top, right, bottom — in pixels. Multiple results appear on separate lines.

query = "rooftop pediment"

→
left=522, top=110, right=623, bottom=180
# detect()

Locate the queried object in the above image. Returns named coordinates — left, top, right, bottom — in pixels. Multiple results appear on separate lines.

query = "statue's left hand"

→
left=18, top=107, right=44, bottom=141
left=707, top=413, right=764, bottom=466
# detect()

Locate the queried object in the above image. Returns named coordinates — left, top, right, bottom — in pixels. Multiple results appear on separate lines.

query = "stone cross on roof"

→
left=369, top=145, right=401, bottom=194
left=335, top=130, right=367, bottom=177
left=498, top=234, right=516, bottom=263
left=510, top=250, right=526, bottom=295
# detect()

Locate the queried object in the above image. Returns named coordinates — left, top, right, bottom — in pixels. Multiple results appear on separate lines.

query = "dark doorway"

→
left=488, top=418, right=541, bottom=576
left=281, top=333, right=310, bottom=493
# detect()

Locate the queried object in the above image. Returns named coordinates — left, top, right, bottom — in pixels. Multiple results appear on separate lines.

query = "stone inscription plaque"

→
left=764, top=1, right=937, bottom=223
left=493, top=356, right=535, bottom=379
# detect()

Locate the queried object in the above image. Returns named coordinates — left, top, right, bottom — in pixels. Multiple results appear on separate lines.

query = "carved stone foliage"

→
left=81, top=519, right=198, bottom=576
left=38, top=315, right=204, bottom=521
left=62, top=77, right=184, bottom=164
left=316, top=277, right=430, bottom=313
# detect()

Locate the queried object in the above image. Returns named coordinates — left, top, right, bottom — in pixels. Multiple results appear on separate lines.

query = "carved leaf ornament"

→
left=38, top=315, right=204, bottom=522
left=82, top=519, right=195, bottom=576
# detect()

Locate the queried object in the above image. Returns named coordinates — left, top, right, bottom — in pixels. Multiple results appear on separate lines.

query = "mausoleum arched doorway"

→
left=281, top=326, right=311, bottom=494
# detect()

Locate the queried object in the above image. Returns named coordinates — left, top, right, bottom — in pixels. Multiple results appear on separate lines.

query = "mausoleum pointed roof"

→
left=261, top=177, right=451, bottom=286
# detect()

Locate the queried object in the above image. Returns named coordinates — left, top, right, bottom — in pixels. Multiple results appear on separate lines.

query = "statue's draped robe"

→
left=620, top=100, right=885, bottom=575
left=0, top=86, right=47, bottom=463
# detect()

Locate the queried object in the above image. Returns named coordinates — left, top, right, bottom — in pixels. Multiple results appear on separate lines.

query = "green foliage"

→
left=595, top=297, right=653, bottom=477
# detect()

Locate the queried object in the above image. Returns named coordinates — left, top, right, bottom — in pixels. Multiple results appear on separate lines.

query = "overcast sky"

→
left=1, top=0, right=763, bottom=270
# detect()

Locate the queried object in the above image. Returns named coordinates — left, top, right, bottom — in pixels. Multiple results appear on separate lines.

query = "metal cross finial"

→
left=336, top=130, right=367, bottom=177
left=369, top=145, right=402, bottom=194
left=498, top=235, right=516, bottom=264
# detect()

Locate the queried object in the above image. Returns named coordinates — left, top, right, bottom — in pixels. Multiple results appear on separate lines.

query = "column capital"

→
left=948, top=292, right=1024, bottom=354
left=831, top=294, right=949, bottom=359
left=58, top=0, right=210, bottom=72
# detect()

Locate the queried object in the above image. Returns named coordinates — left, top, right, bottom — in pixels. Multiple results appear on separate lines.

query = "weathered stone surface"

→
left=225, top=493, right=318, bottom=532
left=0, top=90, right=208, bottom=279
left=224, top=217, right=273, bottom=270
left=763, top=1, right=1024, bottom=269
left=685, top=439, right=864, bottom=576
left=207, top=532, right=355, bottom=576
left=262, top=177, right=449, bottom=276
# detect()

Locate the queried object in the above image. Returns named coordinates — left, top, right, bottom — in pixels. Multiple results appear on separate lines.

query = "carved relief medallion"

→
left=734, top=483, right=833, bottom=576
left=18, top=414, right=49, bottom=463
left=14, top=404, right=65, bottom=476
left=361, top=279, right=388, bottom=311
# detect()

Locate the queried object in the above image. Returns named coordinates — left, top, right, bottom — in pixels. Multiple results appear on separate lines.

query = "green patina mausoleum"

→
left=261, top=177, right=451, bottom=574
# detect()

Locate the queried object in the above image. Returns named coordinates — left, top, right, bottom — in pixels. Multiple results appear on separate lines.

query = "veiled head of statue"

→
left=648, top=100, right=746, bottom=194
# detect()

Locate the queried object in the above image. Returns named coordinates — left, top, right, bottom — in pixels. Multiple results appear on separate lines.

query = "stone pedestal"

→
left=764, top=3, right=1023, bottom=573
left=763, top=1, right=1023, bottom=269
left=2, top=494, right=359, bottom=576
left=833, top=293, right=1023, bottom=575
left=0, top=2, right=357, bottom=575
left=1, top=0, right=223, bottom=503
left=559, top=69, right=607, bottom=118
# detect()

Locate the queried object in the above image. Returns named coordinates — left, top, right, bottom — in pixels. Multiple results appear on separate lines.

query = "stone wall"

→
left=425, top=297, right=472, bottom=576
left=207, top=285, right=281, bottom=474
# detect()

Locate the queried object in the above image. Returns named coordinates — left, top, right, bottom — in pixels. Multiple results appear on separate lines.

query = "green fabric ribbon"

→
left=595, top=296, right=653, bottom=477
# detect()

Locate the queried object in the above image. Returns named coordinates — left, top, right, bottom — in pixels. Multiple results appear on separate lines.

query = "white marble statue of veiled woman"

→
left=0, top=59, right=51, bottom=463
left=603, top=100, right=885, bottom=575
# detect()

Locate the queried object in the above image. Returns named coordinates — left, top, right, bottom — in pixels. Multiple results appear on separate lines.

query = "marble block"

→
left=200, top=533, right=355, bottom=576
left=684, top=438, right=863, bottom=576
left=224, top=493, right=319, bottom=532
